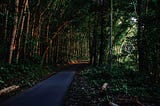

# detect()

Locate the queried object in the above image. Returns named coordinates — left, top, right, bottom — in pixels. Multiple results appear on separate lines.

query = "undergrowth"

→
left=81, top=65, right=160, bottom=103
left=0, top=64, right=56, bottom=90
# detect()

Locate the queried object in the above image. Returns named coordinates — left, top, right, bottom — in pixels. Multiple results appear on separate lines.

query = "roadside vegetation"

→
left=0, top=64, right=56, bottom=103
left=81, top=65, right=160, bottom=105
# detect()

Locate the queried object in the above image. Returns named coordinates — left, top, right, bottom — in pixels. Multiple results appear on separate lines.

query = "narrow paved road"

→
left=1, top=64, right=84, bottom=106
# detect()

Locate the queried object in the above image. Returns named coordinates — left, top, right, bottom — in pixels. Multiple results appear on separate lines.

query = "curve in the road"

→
left=2, top=70, right=75, bottom=106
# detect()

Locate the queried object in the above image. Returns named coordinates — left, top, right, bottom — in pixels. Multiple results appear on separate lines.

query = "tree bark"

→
left=8, top=0, right=19, bottom=64
left=16, top=0, right=28, bottom=63
left=88, top=15, right=93, bottom=64
left=93, top=12, right=98, bottom=66
left=24, top=4, right=30, bottom=60
left=4, top=9, right=9, bottom=41
left=99, top=0, right=106, bottom=65
left=137, top=0, right=144, bottom=72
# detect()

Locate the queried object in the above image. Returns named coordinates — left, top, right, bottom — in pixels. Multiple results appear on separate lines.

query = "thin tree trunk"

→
left=45, top=24, right=50, bottom=64
left=145, top=0, right=149, bottom=14
left=29, top=1, right=40, bottom=57
left=99, top=0, right=106, bottom=65
left=56, top=35, right=60, bottom=64
left=17, top=0, right=27, bottom=32
left=35, top=0, right=53, bottom=57
left=137, top=0, right=144, bottom=72
left=8, top=0, right=19, bottom=64
left=69, top=28, right=72, bottom=61
left=24, top=4, right=30, bottom=60
left=4, top=9, right=9, bottom=41
left=93, top=12, right=98, bottom=66
left=30, top=16, right=36, bottom=57
left=16, top=0, right=28, bottom=63
left=154, top=0, right=160, bottom=83
left=36, top=16, right=42, bottom=55
left=158, top=0, right=160, bottom=82
left=55, top=36, right=58, bottom=64
left=109, top=0, right=113, bottom=70
left=41, top=21, right=70, bottom=65
left=45, top=15, right=52, bottom=64
left=88, top=15, right=93, bottom=64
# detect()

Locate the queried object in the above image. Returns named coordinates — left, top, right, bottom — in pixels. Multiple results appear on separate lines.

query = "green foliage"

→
left=31, top=54, right=41, bottom=64
left=0, top=78, right=4, bottom=84
left=81, top=65, right=160, bottom=101
left=0, top=64, right=54, bottom=89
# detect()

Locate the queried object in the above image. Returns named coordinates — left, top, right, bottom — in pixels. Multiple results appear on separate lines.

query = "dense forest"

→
left=0, top=0, right=160, bottom=105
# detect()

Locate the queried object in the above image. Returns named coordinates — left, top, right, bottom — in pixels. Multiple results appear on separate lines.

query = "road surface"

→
left=1, top=66, right=78, bottom=106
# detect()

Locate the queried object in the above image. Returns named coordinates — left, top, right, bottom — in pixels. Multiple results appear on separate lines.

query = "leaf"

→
left=0, top=80, right=4, bottom=84
left=0, top=67, right=4, bottom=70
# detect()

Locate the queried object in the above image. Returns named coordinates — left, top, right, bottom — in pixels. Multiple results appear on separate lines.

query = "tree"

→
left=99, top=0, right=106, bottom=65
left=8, top=0, right=19, bottom=64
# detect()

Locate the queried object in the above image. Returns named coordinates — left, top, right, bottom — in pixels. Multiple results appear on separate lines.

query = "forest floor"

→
left=64, top=74, right=106, bottom=106
left=64, top=66, right=160, bottom=106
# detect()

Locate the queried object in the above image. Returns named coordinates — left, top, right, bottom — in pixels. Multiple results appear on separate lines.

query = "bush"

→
left=81, top=65, right=160, bottom=101
left=0, top=64, right=54, bottom=90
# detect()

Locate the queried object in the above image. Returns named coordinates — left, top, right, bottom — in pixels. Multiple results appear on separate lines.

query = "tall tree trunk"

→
left=24, top=4, right=30, bottom=60
left=154, top=0, right=160, bottom=83
left=36, top=16, right=43, bottom=56
left=158, top=0, right=160, bottom=82
left=88, top=15, right=93, bottom=64
left=99, top=0, right=106, bottom=65
left=4, top=9, right=9, bottom=41
left=8, top=0, right=19, bottom=64
left=109, top=0, right=113, bottom=70
left=137, top=0, right=144, bottom=72
left=45, top=16, right=51, bottom=64
left=30, top=15, right=36, bottom=57
left=16, top=0, right=28, bottom=63
left=40, top=21, right=70, bottom=65
left=17, top=0, right=27, bottom=32
left=29, top=0, right=40, bottom=57
left=93, top=12, right=98, bottom=66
